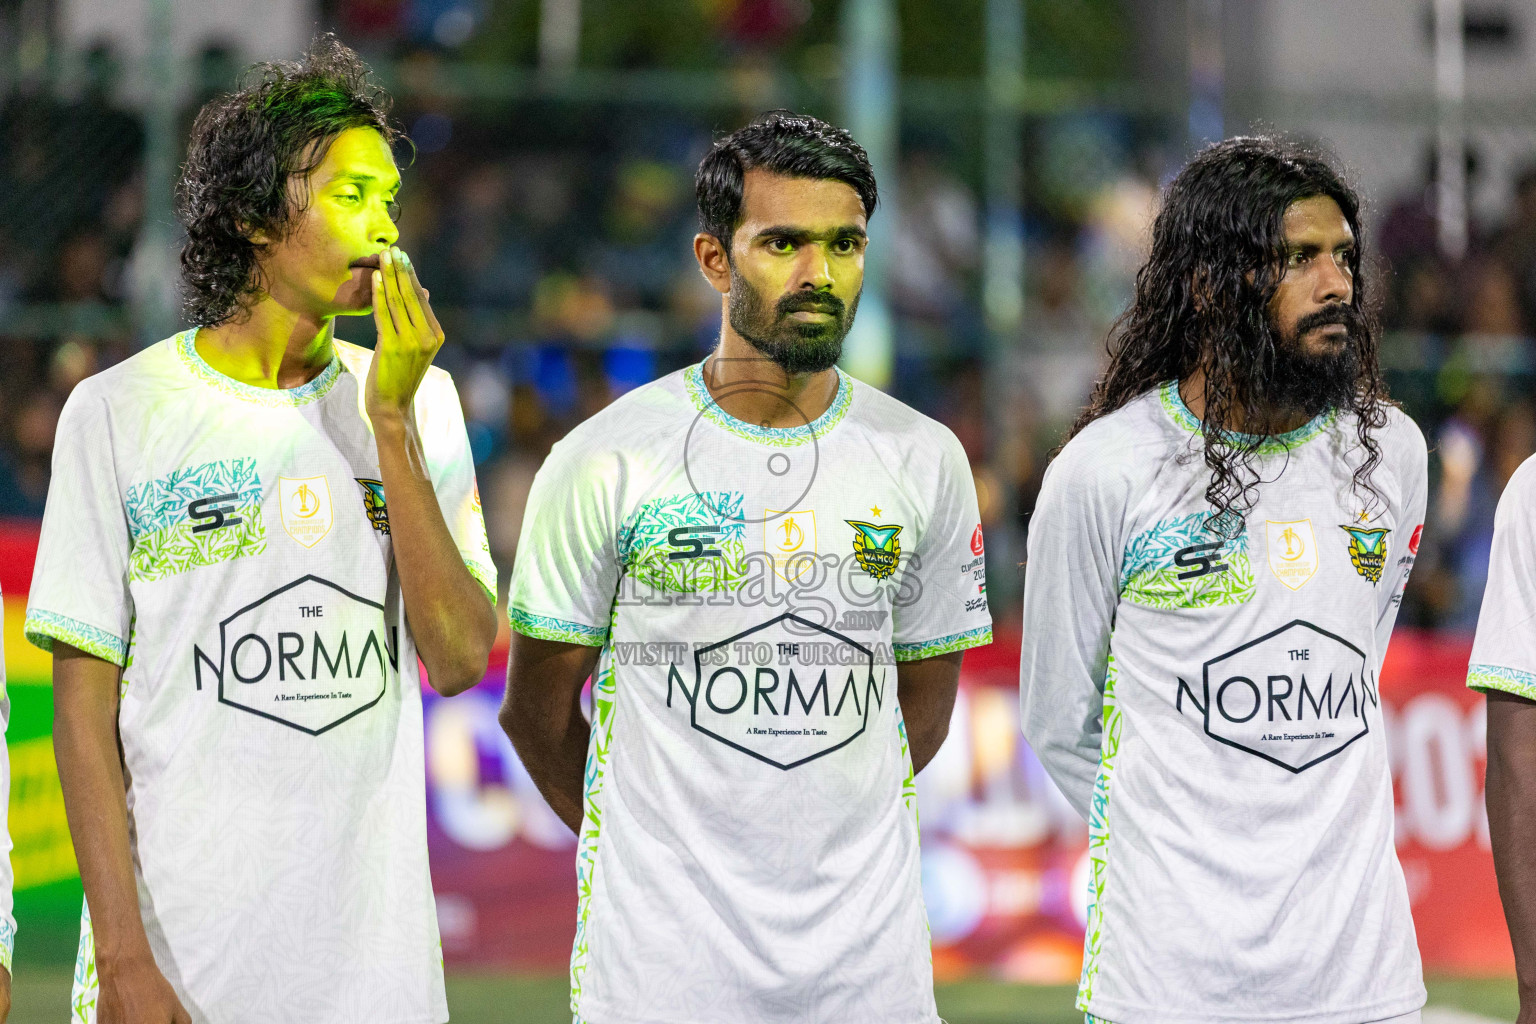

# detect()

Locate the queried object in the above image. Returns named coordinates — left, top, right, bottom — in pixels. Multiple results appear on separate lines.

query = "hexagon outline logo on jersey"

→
left=1265, top=519, right=1318, bottom=591
left=764, top=508, right=816, bottom=582
left=846, top=520, right=903, bottom=580
left=356, top=478, right=390, bottom=535
left=1177, top=619, right=1376, bottom=773
left=278, top=475, right=333, bottom=548
left=666, top=612, right=886, bottom=771
left=1339, top=525, right=1391, bottom=583
left=192, top=575, right=397, bottom=736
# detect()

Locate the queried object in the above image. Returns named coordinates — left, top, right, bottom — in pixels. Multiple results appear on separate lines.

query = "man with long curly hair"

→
left=24, top=37, right=495, bottom=1023
left=1020, top=137, right=1428, bottom=1023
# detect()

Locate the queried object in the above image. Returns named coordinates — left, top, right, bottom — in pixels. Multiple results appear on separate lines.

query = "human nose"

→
left=371, top=201, right=400, bottom=249
left=1316, top=253, right=1351, bottom=305
left=797, top=244, right=833, bottom=290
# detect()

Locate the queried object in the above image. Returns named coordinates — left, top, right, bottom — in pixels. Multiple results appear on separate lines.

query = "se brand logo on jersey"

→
left=187, top=493, right=244, bottom=534
left=278, top=476, right=333, bottom=548
left=667, top=526, right=723, bottom=561
left=846, top=520, right=902, bottom=580
left=1340, top=525, right=1391, bottom=583
left=1173, top=540, right=1228, bottom=580
left=356, top=479, right=390, bottom=535
left=765, top=509, right=817, bottom=582
left=1266, top=519, right=1319, bottom=590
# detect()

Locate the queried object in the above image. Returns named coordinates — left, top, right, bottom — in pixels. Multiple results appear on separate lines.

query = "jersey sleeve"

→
left=507, top=432, right=623, bottom=646
left=1468, top=455, right=1536, bottom=698
left=1375, top=417, right=1428, bottom=668
left=889, top=433, right=993, bottom=661
left=0, top=590, right=14, bottom=970
left=1018, top=433, right=1126, bottom=819
left=420, top=370, right=497, bottom=604
left=24, top=384, right=133, bottom=664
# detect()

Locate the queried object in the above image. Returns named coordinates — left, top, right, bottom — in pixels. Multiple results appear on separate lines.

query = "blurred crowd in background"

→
left=0, top=0, right=1532, bottom=636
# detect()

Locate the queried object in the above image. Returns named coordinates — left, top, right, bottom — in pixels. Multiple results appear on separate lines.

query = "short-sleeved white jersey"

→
left=1021, top=384, right=1428, bottom=1024
left=0, top=585, right=14, bottom=971
left=1469, top=455, right=1536, bottom=698
left=25, top=329, right=494, bottom=1024
left=509, top=360, right=992, bottom=1024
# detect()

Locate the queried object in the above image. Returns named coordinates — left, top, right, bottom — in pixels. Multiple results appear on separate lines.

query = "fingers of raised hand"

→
left=402, top=255, right=446, bottom=342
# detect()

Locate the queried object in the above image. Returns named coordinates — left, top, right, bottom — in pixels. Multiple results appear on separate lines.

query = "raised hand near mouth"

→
left=365, top=245, right=445, bottom=425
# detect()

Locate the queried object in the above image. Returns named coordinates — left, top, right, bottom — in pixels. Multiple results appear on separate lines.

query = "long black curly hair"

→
left=1069, top=135, right=1390, bottom=531
left=177, top=34, right=401, bottom=326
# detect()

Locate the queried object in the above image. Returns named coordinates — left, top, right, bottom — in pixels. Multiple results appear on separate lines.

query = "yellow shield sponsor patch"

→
left=1265, top=518, right=1318, bottom=590
left=279, top=475, right=333, bottom=548
left=764, top=509, right=817, bottom=582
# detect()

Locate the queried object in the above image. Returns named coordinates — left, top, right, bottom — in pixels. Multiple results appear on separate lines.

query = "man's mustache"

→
left=777, top=293, right=845, bottom=317
left=1293, top=304, right=1362, bottom=337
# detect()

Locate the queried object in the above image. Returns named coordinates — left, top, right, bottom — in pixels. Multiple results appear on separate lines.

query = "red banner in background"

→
left=422, top=626, right=1515, bottom=978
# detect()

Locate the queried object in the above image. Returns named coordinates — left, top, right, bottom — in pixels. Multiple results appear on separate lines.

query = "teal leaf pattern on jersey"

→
left=124, top=457, right=266, bottom=582
left=1120, top=512, right=1255, bottom=609
left=892, top=625, right=993, bottom=662
left=24, top=609, right=128, bottom=666
left=509, top=607, right=608, bottom=646
left=1159, top=380, right=1338, bottom=455
left=1467, top=663, right=1536, bottom=699
left=1078, top=652, right=1121, bottom=1014
left=571, top=654, right=617, bottom=1012
left=72, top=900, right=97, bottom=1024
left=684, top=362, right=853, bottom=447
left=618, top=490, right=748, bottom=593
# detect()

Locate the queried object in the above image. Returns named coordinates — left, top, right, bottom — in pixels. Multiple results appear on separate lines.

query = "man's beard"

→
left=727, top=264, right=859, bottom=375
left=1261, top=303, right=1363, bottom=421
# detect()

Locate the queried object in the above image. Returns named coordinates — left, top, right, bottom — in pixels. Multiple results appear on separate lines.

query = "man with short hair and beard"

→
left=501, top=111, right=991, bottom=1024
left=1020, top=137, right=1428, bottom=1024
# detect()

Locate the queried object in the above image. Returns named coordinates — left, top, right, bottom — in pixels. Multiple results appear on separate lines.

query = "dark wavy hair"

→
left=177, top=34, right=400, bottom=326
left=696, top=110, right=878, bottom=251
left=1069, top=135, right=1389, bottom=530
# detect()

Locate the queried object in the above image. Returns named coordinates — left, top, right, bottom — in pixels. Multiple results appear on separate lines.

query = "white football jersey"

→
left=1469, top=454, right=1536, bottom=697
left=1021, top=383, right=1428, bottom=1024
left=510, top=360, right=992, bottom=1024
left=25, top=329, right=494, bottom=1024
left=0, top=584, right=14, bottom=971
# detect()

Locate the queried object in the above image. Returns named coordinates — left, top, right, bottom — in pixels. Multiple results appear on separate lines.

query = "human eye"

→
left=387, top=197, right=401, bottom=223
left=766, top=237, right=794, bottom=253
left=1285, top=249, right=1309, bottom=268
left=832, top=237, right=857, bottom=254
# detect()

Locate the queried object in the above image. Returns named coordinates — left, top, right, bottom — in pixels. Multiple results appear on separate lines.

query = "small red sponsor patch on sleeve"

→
left=971, top=524, right=985, bottom=556
left=1409, top=524, right=1423, bottom=555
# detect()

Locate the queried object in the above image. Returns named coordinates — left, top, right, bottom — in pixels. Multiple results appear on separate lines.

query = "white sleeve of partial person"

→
left=1374, top=418, right=1429, bottom=670
left=1018, top=439, right=1125, bottom=820
left=0, top=693, right=13, bottom=973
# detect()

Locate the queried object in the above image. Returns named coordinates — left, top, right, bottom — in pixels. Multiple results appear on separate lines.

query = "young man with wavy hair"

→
left=25, top=36, right=495, bottom=1023
left=1020, top=137, right=1428, bottom=1024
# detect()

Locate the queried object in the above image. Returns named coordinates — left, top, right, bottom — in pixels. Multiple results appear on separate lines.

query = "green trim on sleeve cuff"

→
left=24, top=611, right=128, bottom=666
left=0, top=918, right=13, bottom=972
left=893, top=625, right=992, bottom=662
left=508, top=607, right=609, bottom=646
left=1468, top=663, right=1536, bottom=700
left=465, top=560, right=497, bottom=605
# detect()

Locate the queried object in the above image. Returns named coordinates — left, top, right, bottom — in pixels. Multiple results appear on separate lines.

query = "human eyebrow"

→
left=753, top=225, right=868, bottom=244
left=329, top=171, right=402, bottom=194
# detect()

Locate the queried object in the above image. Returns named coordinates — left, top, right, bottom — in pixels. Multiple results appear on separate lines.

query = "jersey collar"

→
left=175, top=328, right=342, bottom=407
left=683, top=360, right=852, bottom=447
left=1159, top=380, right=1338, bottom=454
